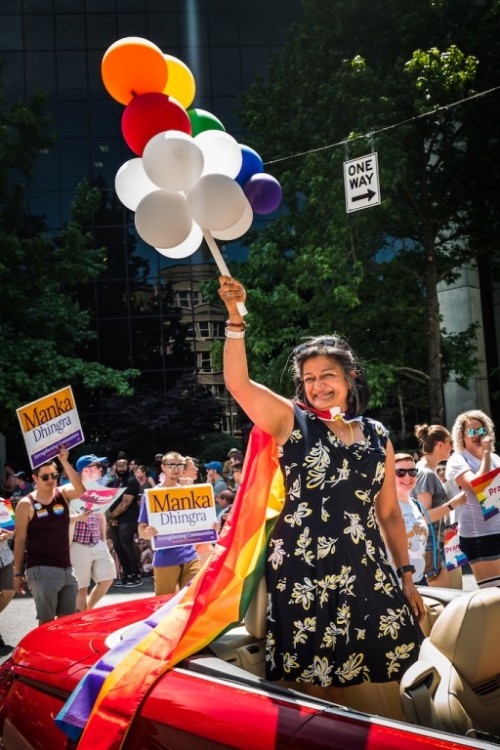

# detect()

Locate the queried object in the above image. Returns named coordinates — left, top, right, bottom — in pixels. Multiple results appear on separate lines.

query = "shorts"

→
left=153, top=558, right=201, bottom=595
left=70, top=541, right=116, bottom=588
left=0, top=562, right=14, bottom=591
left=459, top=534, right=500, bottom=564
left=25, top=565, right=78, bottom=624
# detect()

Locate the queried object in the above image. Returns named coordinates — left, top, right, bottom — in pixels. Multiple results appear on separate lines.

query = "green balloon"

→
left=188, top=108, right=226, bottom=136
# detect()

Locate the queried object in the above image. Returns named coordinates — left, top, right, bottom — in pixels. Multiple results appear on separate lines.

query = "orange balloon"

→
left=101, top=37, right=168, bottom=105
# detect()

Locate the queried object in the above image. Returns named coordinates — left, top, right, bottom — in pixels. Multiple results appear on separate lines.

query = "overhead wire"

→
left=264, top=84, right=500, bottom=167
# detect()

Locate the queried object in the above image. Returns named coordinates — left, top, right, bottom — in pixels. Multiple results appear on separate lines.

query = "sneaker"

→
left=124, top=576, right=143, bottom=588
left=113, top=577, right=126, bottom=587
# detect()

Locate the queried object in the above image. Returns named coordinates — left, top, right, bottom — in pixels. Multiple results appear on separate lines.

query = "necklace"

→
left=327, top=418, right=354, bottom=441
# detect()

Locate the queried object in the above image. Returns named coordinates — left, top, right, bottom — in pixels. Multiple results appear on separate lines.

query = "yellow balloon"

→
left=163, top=54, right=196, bottom=109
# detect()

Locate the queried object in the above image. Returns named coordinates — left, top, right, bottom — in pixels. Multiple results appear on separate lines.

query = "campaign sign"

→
left=69, top=483, right=125, bottom=516
left=0, top=499, right=15, bottom=531
left=144, top=483, right=217, bottom=550
left=16, top=386, right=84, bottom=469
left=444, top=523, right=468, bottom=570
left=471, top=466, right=500, bottom=520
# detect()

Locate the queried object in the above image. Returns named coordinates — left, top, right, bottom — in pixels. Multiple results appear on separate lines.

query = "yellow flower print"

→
left=379, top=607, right=408, bottom=639
left=301, top=656, right=334, bottom=687
left=276, top=577, right=287, bottom=592
left=289, top=429, right=302, bottom=443
left=335, top=653, right=370, bottom=684
left=285, top=501, right=313, bottom=528
left=364, top=539, right=377, bottom=562
left=293, top=617, right=317, bottom=647
left=295, top=527, right=315, bottom=566
left=282, top=651, right=300, bottom=673
left=354, top=488, right=371, bottom=505
left=320, top=498, right=330, bottom=523
left=373, top=460, right=385, bottom=486
left=337, top=565, right=356, bottom=596
left=290, top=577, right=316, bottom=610
left=304, top=441, right=330, bottom=489
left=268, top=538, right=286, bottom=570
left=317, top=535, right=338, bottom=558
left=374, top=566, right=394, bottom=595
left=355, top=628, right=366, bottom=640
left=288, top=474, right=301, bottom=500
left=386, top=643, right=416, bottom=678
left=316, top=574, right=338, bottom=606
left=328, top=459, right=350, bottom=487
left=343, top=512, right=365, bottom=543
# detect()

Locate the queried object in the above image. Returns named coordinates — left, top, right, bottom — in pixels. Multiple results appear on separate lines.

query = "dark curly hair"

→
left=291, top=334, right=370, bottom=417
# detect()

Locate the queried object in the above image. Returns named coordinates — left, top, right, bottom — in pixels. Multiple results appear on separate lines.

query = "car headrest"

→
left=429, top=587, right=500, bottom=685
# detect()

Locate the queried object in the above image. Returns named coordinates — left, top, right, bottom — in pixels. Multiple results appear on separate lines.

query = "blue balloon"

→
left=235, top=145, right=264, bottom=187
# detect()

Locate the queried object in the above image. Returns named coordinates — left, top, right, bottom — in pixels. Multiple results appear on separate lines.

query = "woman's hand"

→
left=218, top=275, right=246, bottom=320
left=401, top=576, right=426, bottom=621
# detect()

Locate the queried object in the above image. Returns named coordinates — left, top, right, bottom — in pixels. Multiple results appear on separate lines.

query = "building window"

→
left=198, top=352, right=212, bottom=372
left=213, top=321, right=225, bottom=338
left=198, top=321, right=210, bottom=339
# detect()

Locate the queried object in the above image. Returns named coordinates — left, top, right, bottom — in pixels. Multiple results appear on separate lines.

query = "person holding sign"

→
left=138, top=451, right=201, bottom=595
left=218, top=276, right=424, bottom=701
left=447, top=410, right=500, bottom=589
left=13, top=446, right=85, bottom=625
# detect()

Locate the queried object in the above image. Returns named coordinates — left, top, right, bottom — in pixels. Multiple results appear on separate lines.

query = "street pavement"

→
left=0, top=574, right=157, bottom=664
left=0, top=570, right=479, bottom=666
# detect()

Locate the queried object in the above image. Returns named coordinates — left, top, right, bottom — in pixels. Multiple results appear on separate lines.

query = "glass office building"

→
left=0, top=0, right=302, bottom=435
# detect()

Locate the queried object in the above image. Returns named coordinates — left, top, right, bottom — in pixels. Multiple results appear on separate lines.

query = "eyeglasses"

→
left=38, top=472, right=59, bottom=481
left=163, top=463, right=185, bottom=468
left=395, top=468, right=417, bottom=478
left=466, top=427, right=487, bottom=437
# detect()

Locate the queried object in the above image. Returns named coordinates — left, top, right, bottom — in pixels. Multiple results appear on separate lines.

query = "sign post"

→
left=343, top=152, right=381, bottom=213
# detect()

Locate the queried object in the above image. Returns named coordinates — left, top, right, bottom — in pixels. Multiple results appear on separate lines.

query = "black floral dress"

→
left=265, top=404, right=423, bottom=686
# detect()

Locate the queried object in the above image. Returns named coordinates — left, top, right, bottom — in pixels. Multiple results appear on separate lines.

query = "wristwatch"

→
left=396, top=564, right=415, bottom=577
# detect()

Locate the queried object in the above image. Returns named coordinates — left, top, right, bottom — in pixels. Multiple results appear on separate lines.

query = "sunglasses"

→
left=466, top=427, right=487, bottom=437
left=395, top=468, right=417, bottom=478
left=163, top=463, right=185, bottom=468
left=38, top=472, right=59, bottom=481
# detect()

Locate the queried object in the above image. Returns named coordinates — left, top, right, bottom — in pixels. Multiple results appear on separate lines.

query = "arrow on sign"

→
left=352, top=189, right=376, bottom=203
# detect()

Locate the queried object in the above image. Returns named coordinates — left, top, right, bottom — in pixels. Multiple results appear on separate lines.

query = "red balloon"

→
left=121, top=93, right=192, bottom=156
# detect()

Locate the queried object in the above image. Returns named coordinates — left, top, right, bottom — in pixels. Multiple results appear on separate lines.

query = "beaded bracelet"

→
left=226, top=319, right=246, bottom=329
left=225, top=328, right=246, bottom=339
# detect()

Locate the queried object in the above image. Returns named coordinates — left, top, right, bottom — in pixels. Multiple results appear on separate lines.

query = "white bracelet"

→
left=225, top=328, right=245, bottom=339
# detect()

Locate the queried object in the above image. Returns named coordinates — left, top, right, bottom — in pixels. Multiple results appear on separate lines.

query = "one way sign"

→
left=343, top=152, right=381, bottom=213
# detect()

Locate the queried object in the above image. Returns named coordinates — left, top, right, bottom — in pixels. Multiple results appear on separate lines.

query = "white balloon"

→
left=135, top=191, right=192, bottom=249
left=143, top=130, right=204, bottom=192
left=212, top=197, right=253, bottom=240
left=115, top=158, right=157, bottom=211
left=187, top=174, right=247, bottom=231
left=195, top=130, right=243, bottom=178
left=156, top=222, right=203, bottom=259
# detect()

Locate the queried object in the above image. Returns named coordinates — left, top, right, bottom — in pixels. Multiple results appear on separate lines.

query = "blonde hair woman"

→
left=446, top=410, right=500, bottom=589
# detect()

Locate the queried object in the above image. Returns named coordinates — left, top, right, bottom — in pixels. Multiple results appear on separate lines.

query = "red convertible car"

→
left=0, top=584, right=498, bottom=750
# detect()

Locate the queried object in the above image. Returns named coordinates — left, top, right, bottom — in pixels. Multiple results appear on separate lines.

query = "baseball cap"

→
left=76, top=454, right=107, bottom=473
left=204, top=461, right=223, bottom=473
left=13, top=471, right=28, bottom=479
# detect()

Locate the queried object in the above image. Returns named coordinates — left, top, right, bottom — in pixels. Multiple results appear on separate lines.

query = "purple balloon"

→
left=243, top=173, right=282, bottom=215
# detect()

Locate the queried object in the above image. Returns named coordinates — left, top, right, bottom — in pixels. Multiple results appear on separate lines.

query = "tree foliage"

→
left=237, top=0, right=500, bottom=432
left=0, top=87, right=139, bottom=452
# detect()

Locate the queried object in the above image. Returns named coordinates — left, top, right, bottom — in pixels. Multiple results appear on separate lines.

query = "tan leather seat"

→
left=400, top=587, right=500, bottom=739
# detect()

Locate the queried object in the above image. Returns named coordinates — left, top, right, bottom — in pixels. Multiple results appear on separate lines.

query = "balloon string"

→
left=203, top=230, right=248, bottom=317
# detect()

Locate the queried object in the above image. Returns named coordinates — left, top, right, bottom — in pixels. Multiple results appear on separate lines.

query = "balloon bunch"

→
left=102, top=36, right=282, bottom=313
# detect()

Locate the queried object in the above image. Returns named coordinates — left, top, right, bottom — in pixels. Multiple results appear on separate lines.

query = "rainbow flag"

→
left=471, top=466, right=500, bottom=520
left=0, top=499, right=15, bottom=531
left=56, top=427, right=284, bottom=749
